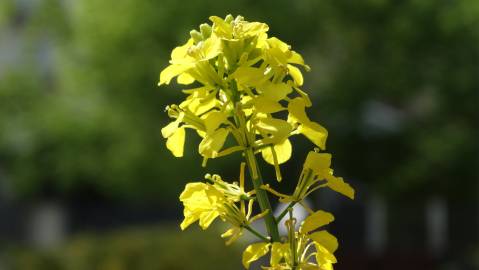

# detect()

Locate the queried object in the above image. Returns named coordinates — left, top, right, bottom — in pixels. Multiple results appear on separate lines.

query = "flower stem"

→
left=244, top=147, right=280, bottom=242
left=244, top=225, right=270, bottom=242
left=276, top=202, right=297, bottom=224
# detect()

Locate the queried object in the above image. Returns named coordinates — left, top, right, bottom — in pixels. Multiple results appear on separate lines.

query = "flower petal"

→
left=202, top=111, right=227, bottom=134
left=254, top=96, right=285, bottom=114
left=259, top=82, right=292, bottom=102
left=303, top=151, right=331, bottom=175
left=242, top=242, right=270, bottom=269
left=299, top=121, right=328, bottom=150
left=255, top=118, right=293, bottom=145
left=325, top=175, right=355, bottom=200
left=198, top=128, right=229, bottom=158
left=177, top=72, right=195, bottom=85
left=270, top=242, right=290, bottom=266
left=287, top=64, right=303, bottom=86
left=159, top=64, right=190, bottom=86
left=261, top=139, right=292, bottom=165
left=309, top=230, right=338, bottom=254
left=287, top=97, right=310, bottom=123
left=300, top=210, right=335, bottom=234
left=166, top=127, right=185, bottom=157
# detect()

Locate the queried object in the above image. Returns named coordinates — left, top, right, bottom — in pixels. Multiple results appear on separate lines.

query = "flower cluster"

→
left=243, top=210, right=338, bottom=270
left=158, top=15, right=355, bottom=270
left=180, top=163, right=269, bottom=245
left=159, top=14, right=326, bottom=181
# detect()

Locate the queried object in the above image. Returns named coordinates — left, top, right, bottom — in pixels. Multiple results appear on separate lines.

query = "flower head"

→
left=159, top=15, right=327, bottom=179
left=179, top=163, right=267, bottom=245
left=242, top=210, right=339, bottom=270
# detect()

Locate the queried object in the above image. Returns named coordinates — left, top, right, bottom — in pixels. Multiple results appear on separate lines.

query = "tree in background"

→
left=0, top=0, right=477, bottom=203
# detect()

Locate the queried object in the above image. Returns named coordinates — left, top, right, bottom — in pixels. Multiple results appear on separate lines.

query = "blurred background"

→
left=0, top=0, right=478, bottom=269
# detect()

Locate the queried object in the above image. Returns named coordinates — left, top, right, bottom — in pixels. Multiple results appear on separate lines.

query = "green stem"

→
left=244, top=147, right=280, bottom=242
left=276, top=202, right=297, bottom=224
left=288, top=209, right=298, bottom=268
left=244, top=225, right=270, bottom=242
left=228, top=80, right=280, bottom=242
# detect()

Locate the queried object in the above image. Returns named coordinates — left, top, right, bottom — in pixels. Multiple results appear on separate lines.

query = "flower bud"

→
left=224, top=14, right=234, bottom=23
left=189, top=30, right=203, bottom=43
left=199, top=23, right=212, bottom=38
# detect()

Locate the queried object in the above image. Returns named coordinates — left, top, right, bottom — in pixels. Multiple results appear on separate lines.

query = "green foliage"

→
left=0, top=0, right=477, bottom=201
left=5, top=225, right=242, bottom=270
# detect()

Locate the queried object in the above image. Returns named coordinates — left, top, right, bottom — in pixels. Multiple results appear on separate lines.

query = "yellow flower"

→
left=179, top=163, right=268, bottom=245
left=179, top=182, right=224, bottom=230
left=158, top=15, right=326, bottom=178
left=242, top=210, right=338, bottom=269
left=251, top=210, right=338, bottom=270
left=160, top=15, right=354, bottom=270
left=262, top=150, right=355, bottom=203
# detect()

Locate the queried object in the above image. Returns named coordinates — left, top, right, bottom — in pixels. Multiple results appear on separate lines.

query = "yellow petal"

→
left=287, top=97, right=310, bottom=123
left=287, top=64, right=303, bottom=86
left=166, top=127, right=185, bottom=157
left=198, top=210, right=220, bottom=230
left=299, top=121, right=328, bottom=150
left=309, top=230, right=338, bottom=254
left=300, top=210, right=335, bottom=234
left=293, top=86, right=312, bottom=107
left=254, top=96, right=285, bottom=114
left=209, top=15, right=233, bottom=38
left=255, top=118, right=293, bottom=145
left=171, top=38, right=194, bottom=63
left=259, top=82, right=292, bottom=101
left=177, top=73, right=195, bottom=85
left=201, top=37, right=222, bottom=60
left=270, top=242, right=290, bottom=266
left=242, top=242, right=270, bottom=269
left=188, top=94, right=218, bottom=115
left=315, top=244, right=337, bottom=266
left=231, top=66, right=265, bottom=88
left=261, top=139, right=292, bottom=165
left=239, top=21, right=269, bottom=37
left=267, top=37, right=290, bottom=52
left=198, top=128, right=229, bottom=158
left=180, top=214, right=198, bottom=230
left=179, top=183, right=211, bottom=230
left=325, top=175, right=355, bottom=200
left=202, top=111, right=227, bottom=134
left=158, top=64, right=189, bottom=86
left=221, top=227, right=243, bottom=245
left=265, top=47, right=289, bottom=65
left=289, top=51, right=305, bottom=66
left=303, top=151, right=331, bottom=175
left=161, top=120, right=180, bottom=138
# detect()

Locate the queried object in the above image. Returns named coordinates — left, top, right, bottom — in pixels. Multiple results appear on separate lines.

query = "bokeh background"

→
left=0, top=0, right=478, bottom=269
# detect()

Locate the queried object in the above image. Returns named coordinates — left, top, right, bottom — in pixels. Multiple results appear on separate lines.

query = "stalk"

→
left=229, top=80, right=280, bottom=242
left=244, top=147, right=280, bottom=242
